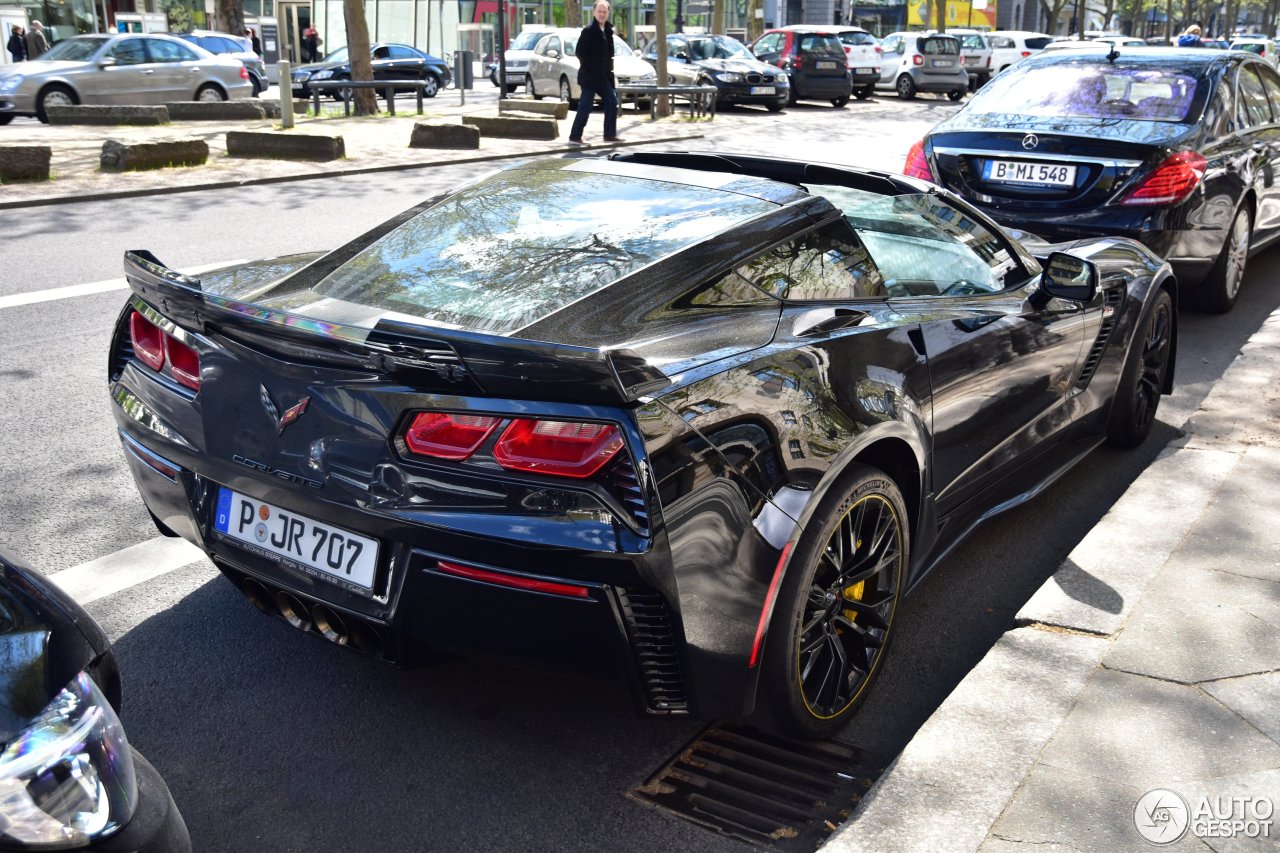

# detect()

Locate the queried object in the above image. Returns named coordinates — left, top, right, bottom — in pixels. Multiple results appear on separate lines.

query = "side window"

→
left=148, top=39, right=197, bottom=62
left=683, top=270, right=776, bottom=307
left=1237, top=65, right=1273, bottom=127
left=1256, top=63, right=1280, bottom=119
left=1205, top=78, right=1236, bottom=136
left=736, top=220, right=886, bottom=301
left=991, top=36, right=1014, bottom=49
left=882, top=36, right=902, bottom=54
left=669, top=37, right=687, bottom=57
left=388, top=46, right=415, bottom=60
left=214, top=37, right=240, bottom=53
left=109, top=38, right=148, bottom=65
left=754, top=33, right=780, bottom=55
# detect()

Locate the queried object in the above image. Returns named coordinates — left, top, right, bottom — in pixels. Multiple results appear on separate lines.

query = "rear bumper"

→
left=908, top=68, right=970, bottom=92
left=792, top=73, right=852, bottom=98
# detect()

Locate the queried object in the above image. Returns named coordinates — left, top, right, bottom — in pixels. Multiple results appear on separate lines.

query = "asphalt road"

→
left=1, top=96, right=1278, bottom=851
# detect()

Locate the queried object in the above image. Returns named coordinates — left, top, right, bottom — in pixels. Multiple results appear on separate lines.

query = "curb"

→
left=0, top=132, right=704, bottom=211
left=827, top=307, right=1280, bottom=852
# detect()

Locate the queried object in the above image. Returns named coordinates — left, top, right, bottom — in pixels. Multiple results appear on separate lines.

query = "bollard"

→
left=278, top=60, right=294, bottom=128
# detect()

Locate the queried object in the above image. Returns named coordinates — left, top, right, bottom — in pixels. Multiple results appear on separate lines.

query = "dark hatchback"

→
left=108, top=153, right=1174, bottom=739
left=750, top=27, right=854, bottom=106
left=910, top=46, right=1280, bottom=312
left=290, top=42, right=451, bottom=99
left=643, top=33, right=789, bottom=111
left=0, top=551, right=190, bottom=851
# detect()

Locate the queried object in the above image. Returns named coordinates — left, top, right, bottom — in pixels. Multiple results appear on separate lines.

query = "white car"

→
left=988, top=30, right=1054, bottom=73
left=940, top=28, right=994, bottom=88
left=489, top=25, right=554, bottom=92
left=524, top=28, right=657, bottom=105
left=1041, top=36, right=1147, bottom=52
left=1231, top=37, right=1279, bottom=67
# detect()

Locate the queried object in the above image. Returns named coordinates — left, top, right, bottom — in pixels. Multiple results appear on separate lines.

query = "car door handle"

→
left=141, top=69, right=155, bottom=75
left=793, top=307, right=868, bottom=337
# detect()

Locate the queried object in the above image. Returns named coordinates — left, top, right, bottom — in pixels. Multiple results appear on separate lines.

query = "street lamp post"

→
left=498, top=0, right=507, bottom=95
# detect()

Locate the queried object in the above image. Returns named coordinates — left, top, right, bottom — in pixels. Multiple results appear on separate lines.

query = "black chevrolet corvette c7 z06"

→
left=107, top=153, right=1176, bottom=739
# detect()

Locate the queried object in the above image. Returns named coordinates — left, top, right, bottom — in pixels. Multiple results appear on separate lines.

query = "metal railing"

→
left=305, top=79, right=433, bottom=116
left=614, top=84, right=719, bottom=120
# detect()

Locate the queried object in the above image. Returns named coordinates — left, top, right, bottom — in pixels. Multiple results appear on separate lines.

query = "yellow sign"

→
left=908, top=1, right=998, bottom=30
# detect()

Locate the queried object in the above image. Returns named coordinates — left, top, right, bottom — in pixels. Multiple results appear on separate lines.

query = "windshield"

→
left=321, top=46, right=349, bottom=63
left=686, top=36, right=753, bottom=60
left=258, top=167, right=776, bottom=333
left=613, top=36, right=634, bottom=57
left=1235, top=42, right=1267, bottom=55
left=920, top=37, right=960, bottom=55
left=512, top=30, right=546, bottom=50
left=41, top=36, right=109, bottom=62
left=797, top=34, right=844, bottom=55
left=959, top=35, right=988, bottom=50
left=965, top=61, right=1204, bottom=122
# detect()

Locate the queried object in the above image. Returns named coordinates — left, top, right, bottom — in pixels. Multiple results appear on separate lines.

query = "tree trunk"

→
left=712, top=0, right=725, bottom=34
left=344, top=0, right=379, bottom=116
left=1165, top=0, right=1174, bottom=41
left=934, top=0, right=947, bottom=32
left=217, top=0, right=245, bottom=42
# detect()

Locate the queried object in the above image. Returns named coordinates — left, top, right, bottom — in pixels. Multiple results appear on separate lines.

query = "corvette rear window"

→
left=300, top=170, right=775, bottom=333
left=967, top=62, right=1204, bottom=121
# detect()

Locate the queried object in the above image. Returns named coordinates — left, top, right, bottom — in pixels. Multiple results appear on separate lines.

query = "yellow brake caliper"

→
left=842, top=538, right=865, bottom=625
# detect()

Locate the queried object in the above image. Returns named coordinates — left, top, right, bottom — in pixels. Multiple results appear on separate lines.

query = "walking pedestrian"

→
left=7, top=25, right=26, bottom=63
left=303, top=24, right=321, bottom=63
left=568, top=0, right=622, bottom=144
left=25, top=20, right=48, bottom=59
left=245, top=27, right=262, bottom=57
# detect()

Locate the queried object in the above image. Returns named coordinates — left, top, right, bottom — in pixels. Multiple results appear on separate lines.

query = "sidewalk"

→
left=831, top=308, right=1280, bottom=851
left=0, top=88, right=707, bottom=209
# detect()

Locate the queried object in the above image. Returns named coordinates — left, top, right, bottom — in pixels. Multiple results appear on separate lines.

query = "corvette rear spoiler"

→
left=122, top=250, right=670, bottom=406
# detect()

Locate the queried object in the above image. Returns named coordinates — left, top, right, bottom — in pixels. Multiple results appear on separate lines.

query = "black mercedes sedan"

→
left=909, top=46, right=1280, bottom=313
left=289, top=42, right=451, bottom=99
left=107, top=153, right=1174, bottom=739
left=0, top=550, right=190, bottom=850
left=642, top=34, right=790, bottom=112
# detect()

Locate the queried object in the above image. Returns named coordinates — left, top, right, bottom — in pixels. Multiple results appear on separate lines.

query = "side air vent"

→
left=618, top=588, right=689, bottom=714
left=1076, top=286, right=1126, bottom=390
left=606, top=455, right=650, bottom=533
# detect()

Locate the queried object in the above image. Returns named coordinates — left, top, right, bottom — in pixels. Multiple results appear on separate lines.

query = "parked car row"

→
left=290, top=42, right=452, bottom=100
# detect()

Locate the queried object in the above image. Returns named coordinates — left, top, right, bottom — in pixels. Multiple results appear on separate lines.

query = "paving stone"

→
left=828, top=627, right=1108, bottom=853
left=983, top=763, right=1213, bottom=852
left=1036, top=669, right=1280, bottom=787
left=1162, top=769, right=1280, bottom=853
left=1017, top=446, right=1238, bottom=636
left=1202, top=672, right=1280, bottom=745
left=1185, top=314, right=1280, bottom=451
left=1103, top=562, right=1280, bottom=684
left=1173, top=447, right=1280, bottom=584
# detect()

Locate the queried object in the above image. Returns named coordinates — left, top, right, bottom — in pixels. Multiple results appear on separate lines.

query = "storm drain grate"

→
left=628, top=721, right=888, bottom=850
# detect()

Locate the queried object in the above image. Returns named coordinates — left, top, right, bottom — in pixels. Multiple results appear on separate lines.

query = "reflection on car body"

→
left=107, top=152, right=1175, bottom=740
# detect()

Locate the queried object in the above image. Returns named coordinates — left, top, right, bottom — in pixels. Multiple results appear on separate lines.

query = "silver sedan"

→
left=0, top=33, right=253, bottom=124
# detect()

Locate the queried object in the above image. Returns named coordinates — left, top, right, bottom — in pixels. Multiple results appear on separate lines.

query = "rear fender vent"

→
left=1076, top=285, right=1125, bottom=390
left=605, top=455, right=651, bottom=534
left=617, top=587, right=688, bottom=713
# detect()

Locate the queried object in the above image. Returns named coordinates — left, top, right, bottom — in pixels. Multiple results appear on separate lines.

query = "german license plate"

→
left=817, top=60, right=837, bottom=69
left=856, top=67, right=876, bottom=74
left=982, top=159, right=1078, bottom=187
left=932, top=59, right=954, bottom=67
left=213, top=487, right=379, bottom=590
left=750, top=85, right=775, bottom=94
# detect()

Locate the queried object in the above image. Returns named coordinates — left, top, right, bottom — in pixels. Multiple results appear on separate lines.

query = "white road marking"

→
left=48, top=536, right=208, bottom=606
left=0, top=260, right=247, bottom=310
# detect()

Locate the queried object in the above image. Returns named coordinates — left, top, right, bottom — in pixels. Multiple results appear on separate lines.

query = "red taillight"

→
left=874, top=44, right=883, bottom=54
left=129, top=312, right=166, bottom=371
left=903, top=139, right=934, bottom=182
left=493, top=420, right=623, bottom=479
left=435, top=560, right=591, bottom=599
left=986, top=56, right=992, bottom=66
left=165, top=336, right=201, bottom=391
left=959, top=55, right=967, bottom=66
left=1121, top=151, right=1207, bottom=206
left=912, top=54, right=924, bottom=66
left=239, top=66, right=249, bottom=80
left=129, top=310, right=201, bottom=391
left=404, top=412, right=502, bottom=460
left=1020, top=50, right=1031, bottom=57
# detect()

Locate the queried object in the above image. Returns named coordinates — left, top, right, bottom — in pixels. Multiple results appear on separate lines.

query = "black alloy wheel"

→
left=1199, top=205, right=1251, bottom=314
left=526, top=74, right=541, bottom=99
left=831, top=94, right=850, bottom=108
left=855, top=84, right=874, bottom=100
left=1107, top=289, right=1173, bottom=448
left=765, top=465, right=907, bottom=739
left=948, top=89, right=965, bottom=101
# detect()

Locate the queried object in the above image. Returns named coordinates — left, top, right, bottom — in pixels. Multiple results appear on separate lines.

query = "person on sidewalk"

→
left=245, top=27, right=262, bottom=58
left=568, top=0, right=622, bottom=144
left=1177, top=24, right=1204, bottom=47
left=7, top=24, right=26, bottom=63
left=303, top=25, right=321, bottom=63
left=25, top=20, right=48, bottom=59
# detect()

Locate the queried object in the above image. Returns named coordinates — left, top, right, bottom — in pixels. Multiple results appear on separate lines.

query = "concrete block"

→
left=225, top=131, right=345, bottom=161
left=100, top=139, right=209, bottom=172
left=498, top=98, right=568, bottom=119
left=164, top=100, right=267, bottom=120
left=0, top=145, right=51, bottom=182
left=462, top=114, right=558, bottom=140
left=45, top=105, right=169, bottom=126
left=261, top=99, right=310, bottom=118
left=408, top=121, right=480, bottom=150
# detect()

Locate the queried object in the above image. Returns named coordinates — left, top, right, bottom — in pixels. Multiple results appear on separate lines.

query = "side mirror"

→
left=547, top=48, right=560, bottom=59
left=676, top=51, right=689, bottom=62
left=99, top=57, right=118, bottom=68
left=1040, top=252, right=1098, bottom=302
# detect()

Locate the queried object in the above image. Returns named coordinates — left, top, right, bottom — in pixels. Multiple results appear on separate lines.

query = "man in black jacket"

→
left=568, top=0, right=622, bottom=143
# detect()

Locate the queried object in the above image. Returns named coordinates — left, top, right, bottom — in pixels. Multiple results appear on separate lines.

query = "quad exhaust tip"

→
left=228, top=567, right=389, bottom=661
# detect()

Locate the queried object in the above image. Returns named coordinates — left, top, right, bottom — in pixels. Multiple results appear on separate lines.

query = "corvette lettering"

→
left=232, top=455, right=323, bottom=489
